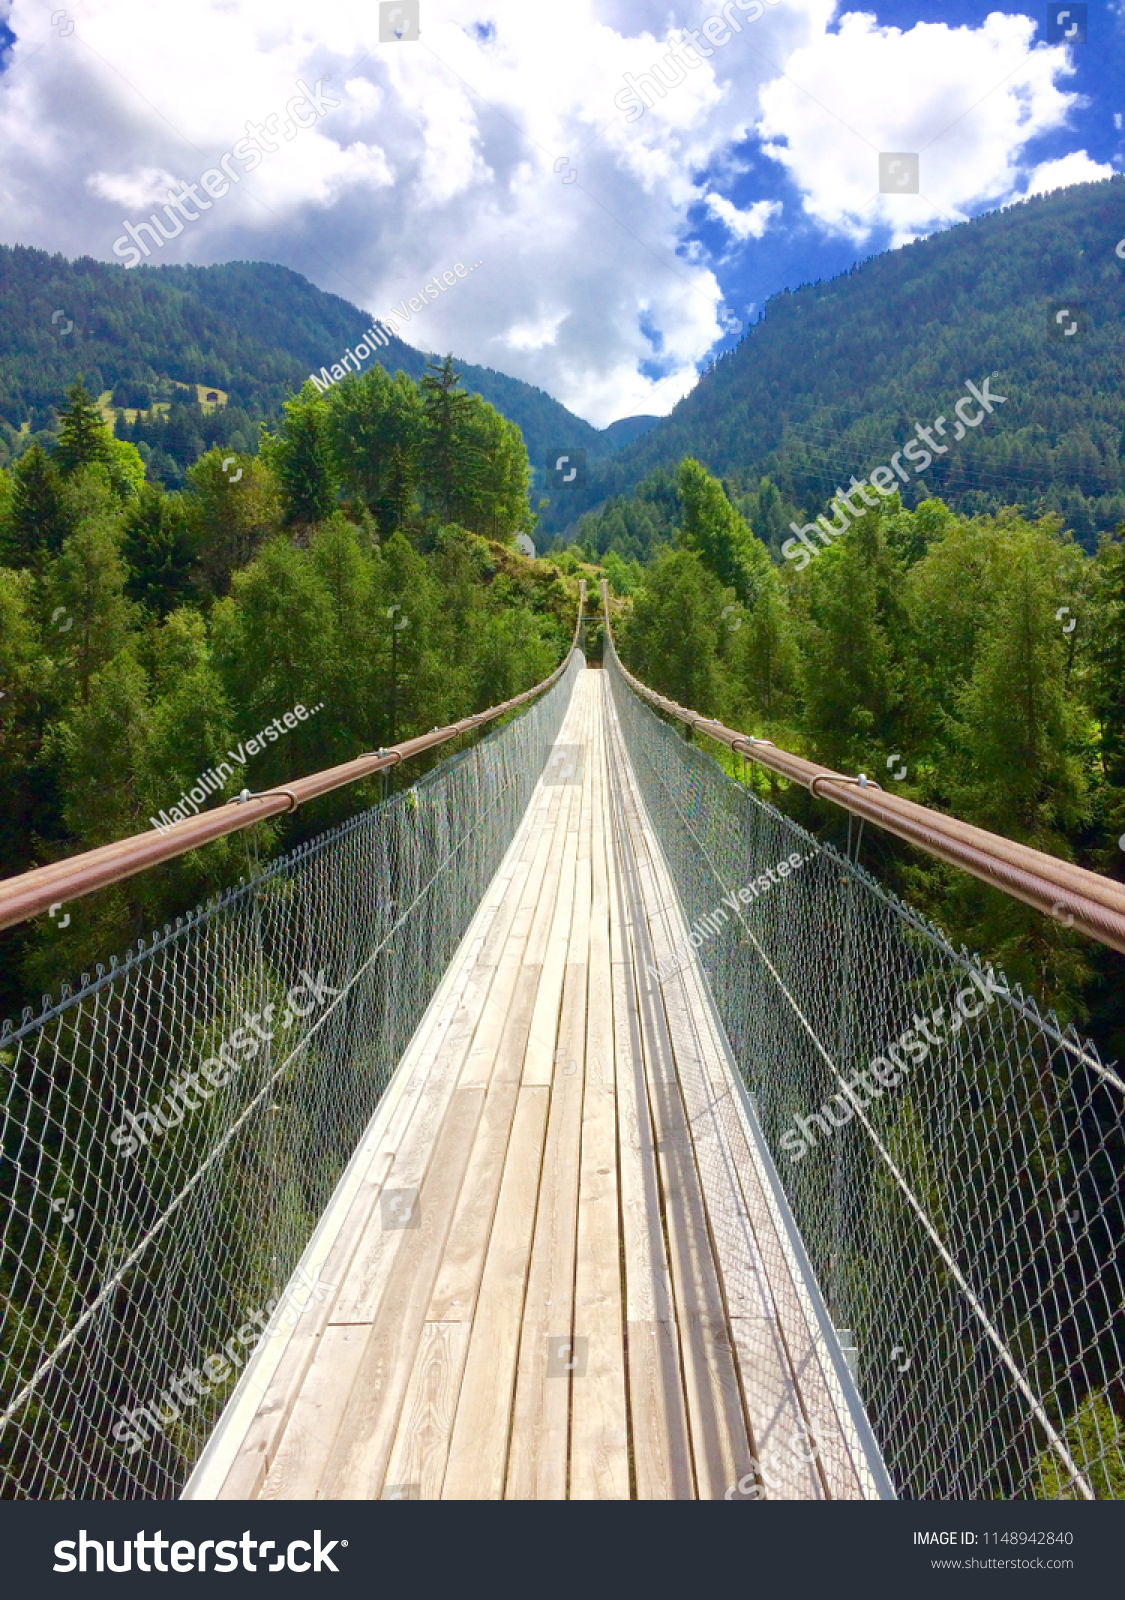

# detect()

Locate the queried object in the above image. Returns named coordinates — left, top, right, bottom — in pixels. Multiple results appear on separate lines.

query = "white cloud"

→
left=0, top=1, right=1099, bottom=424
left=1024, top=150, right=1116, bottom=195
left=705, top=193, right=782, bottom=240
left=86, top=168, right=181, bottom=210
left=757, top=10, right=1081, bottom=245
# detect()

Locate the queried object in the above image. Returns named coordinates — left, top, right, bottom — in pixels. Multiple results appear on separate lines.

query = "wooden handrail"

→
left=0, top=582, right=587, bottom=933
left=600, top=579, right=1125, bottom=956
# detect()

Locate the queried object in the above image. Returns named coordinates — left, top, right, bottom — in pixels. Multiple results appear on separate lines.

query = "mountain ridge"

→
left=0, top=246, right=639, bottom=505
left=545, top=176, right=1125, bottom=553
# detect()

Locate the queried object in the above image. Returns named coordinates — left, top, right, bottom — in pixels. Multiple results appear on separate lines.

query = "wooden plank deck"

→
left=189, top=665, right=881, bottom=1501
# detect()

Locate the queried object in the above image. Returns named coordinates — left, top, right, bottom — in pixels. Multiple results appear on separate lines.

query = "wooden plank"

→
left=521, top=679, right=592, bottom=1085
left=379, top=964, right=542, bottom=1495
left=256, top=1324, right=371, bottom=1500
left=315, top=1084, right=487, bottom=1500
left=522, top=834, right=580, bottom=1085
left=603, top=683, right=691, bottom=1498
left=443, top=1086, right=550, bottom=1500
left=728, top=1317, right=824, bottom=1500
left=377, top=1321, right=469, bottom=1501
left=426, top=965, right=542, bottom=1323
left=327, top=751, right=576, bottom=1329
left=571, top=684, right=629, bottom=1500
left=505, top=959, right=588, bottom=1499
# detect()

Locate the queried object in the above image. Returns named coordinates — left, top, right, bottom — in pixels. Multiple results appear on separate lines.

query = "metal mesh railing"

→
left=0, top=650, right=583, bottom=1500
left=605, top=636, right=1125, bottom=1502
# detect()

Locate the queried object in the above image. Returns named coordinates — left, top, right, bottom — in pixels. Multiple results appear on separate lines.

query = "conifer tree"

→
left=53, top=384, right=112, bottom=477
left=45, top=518, right=134, bottom=703
left=122, top=485, right=198, bottom=616
left=677, top=458, right=770, bottom=604
left=421, top=356, right=473, bottom=525
left=261, top=383, right=338, bottom=527
left=5, top=444, right=69, bottom=563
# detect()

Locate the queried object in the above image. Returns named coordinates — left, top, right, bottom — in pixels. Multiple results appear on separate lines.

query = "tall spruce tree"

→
left=261, top=383, right=338, bottom=527
left=421, top=356, right=473, bottom=525
left=5, top=444, right=69, bottom=564
left=54, top=383, right=112, bottom=477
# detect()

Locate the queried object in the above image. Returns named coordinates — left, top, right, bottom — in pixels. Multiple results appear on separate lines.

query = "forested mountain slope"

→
left=0, top=248, right=623, bottom=489
left=553, top=177, right=1125, bottom=553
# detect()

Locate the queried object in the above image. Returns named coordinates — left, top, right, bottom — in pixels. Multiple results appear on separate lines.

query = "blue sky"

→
left=0, top=1, right=1121, bottom=425
left=688, top=2, right=1125, bottom=365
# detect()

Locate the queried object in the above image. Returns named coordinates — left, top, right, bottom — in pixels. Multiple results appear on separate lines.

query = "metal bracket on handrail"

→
left=232, top=786, right=301, bottom=814
left=356, top=747, right=404, bottom=769
left=810, top=771, right=882, bottom=800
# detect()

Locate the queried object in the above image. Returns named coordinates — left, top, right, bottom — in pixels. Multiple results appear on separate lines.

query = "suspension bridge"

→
left=1, top=583, right=1122, bottom=1501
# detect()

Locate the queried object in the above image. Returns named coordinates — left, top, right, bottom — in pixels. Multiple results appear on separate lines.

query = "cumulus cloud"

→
left=0, top=1, right=1099, bottom=423
left=1024, top=149, right=1116, bottom=195
left=757, top=10, right=1081, bottom=245
left=705, top=193, right=782, bottom=240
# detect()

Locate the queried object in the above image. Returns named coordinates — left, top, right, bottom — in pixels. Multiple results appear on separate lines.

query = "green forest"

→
left=606, top=456, right=1125, bottom=1069
left=0, top=361, right=575, bottom=1030
left=0, top=246, right=626, bottom=503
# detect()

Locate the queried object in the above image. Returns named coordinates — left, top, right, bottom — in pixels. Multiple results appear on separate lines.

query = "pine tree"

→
left=421, top=356, right=473, bottom=525
left=677, top=458, right=769, bottom=604
left=53, top=383, right=112, bottom=477
left=5, top=444, right=70, bottom=564
left=260, top=383, right=338, bottom=527
left=122, top=485, right=199, bottom=616
left=46, top=517, right=134, bottom=703
left=797, top=509, right=905, bottom=773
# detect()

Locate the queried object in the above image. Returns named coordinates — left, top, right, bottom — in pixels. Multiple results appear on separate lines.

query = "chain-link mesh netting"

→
left=0, top=651, right=583, bottom=1500
left=605, top=638, right=1125, bottom=1502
